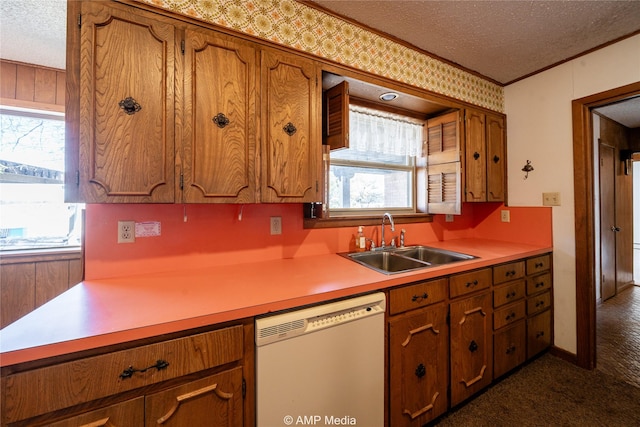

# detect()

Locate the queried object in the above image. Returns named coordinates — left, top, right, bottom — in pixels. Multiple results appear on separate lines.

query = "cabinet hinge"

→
left=242, top=377, right=246, bottom=398
left=179, top=173, right=184, bottom=190
left=75, top=170, right=80, bottom=186
left=181, top=39, right=185, bottom=55
left=77, top=13, right=81, bottom=28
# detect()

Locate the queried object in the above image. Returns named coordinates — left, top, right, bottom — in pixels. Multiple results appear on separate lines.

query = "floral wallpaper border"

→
left=135, top=0, right=504, bottom=112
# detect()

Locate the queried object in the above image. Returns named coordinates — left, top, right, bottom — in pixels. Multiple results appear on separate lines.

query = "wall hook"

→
left=522, top=160, right=534, bottom=179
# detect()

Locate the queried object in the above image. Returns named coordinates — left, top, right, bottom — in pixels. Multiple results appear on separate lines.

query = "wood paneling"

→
left=0, top=59, right=65, bottom=112
left=0, top=251, right=83, bottom=328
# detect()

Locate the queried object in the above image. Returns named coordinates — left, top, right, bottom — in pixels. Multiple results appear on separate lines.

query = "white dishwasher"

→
left=256, top=292, right=386, bottom=427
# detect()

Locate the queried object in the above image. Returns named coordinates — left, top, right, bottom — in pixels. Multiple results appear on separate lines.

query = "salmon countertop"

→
left=0, top=239, right=551, bottom=368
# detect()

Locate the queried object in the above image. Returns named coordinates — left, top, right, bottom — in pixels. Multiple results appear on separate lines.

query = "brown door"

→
left=599, top=143, right=617, bottom=301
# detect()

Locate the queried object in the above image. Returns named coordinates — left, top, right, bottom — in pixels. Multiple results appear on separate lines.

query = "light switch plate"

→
left=542, top=192, right=561, bottom=206
left=270, top=217, right=282, bottom=235
left=501, top=210, right=510, bottom=222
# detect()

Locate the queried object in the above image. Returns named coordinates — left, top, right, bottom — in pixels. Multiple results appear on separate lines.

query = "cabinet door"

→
left=527, top=310, right=551, bottom=358
left=48, top=398, right=144, bottom=427
left=76, top=2, right=175, bottom=202
left=389, top=303, right=448, bottom=426
left=450, top=291, right=493, bottom=407
left=486, top=113, right=505, bottom=202
left=145, top=367, right=243, bottom=427
left=261, top=48, right=321, bottom=203
left=464, top=109, right=486, bottom=202
left=181, top=29, right=257, bottom=203
left=426, top=111, right=461, bottom=165
left=493, top=321, right=526, bottom=379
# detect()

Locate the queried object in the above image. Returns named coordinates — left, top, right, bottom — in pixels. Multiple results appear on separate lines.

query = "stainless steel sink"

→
left=393, top=246, right=476, bottom=265
left=342, top=245, right=476, bottom=274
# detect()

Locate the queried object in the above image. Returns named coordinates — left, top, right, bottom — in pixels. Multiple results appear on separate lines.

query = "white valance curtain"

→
left=349, top=105, right=423, bottom=157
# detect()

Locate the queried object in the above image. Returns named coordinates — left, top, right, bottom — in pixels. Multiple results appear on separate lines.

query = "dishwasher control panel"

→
left=255, top=292, right=386, bottom=347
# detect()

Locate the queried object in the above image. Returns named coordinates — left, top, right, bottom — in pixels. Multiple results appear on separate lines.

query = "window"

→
left=0, top=108, right=82, bottom=250
left=328, top=105, right=424, bottom=216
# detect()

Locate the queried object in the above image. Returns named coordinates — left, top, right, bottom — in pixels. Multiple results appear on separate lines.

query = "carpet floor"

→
left=432, top=352, right=640, bottom=426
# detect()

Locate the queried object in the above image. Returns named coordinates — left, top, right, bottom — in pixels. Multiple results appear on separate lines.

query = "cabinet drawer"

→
left=527, top=291, right=551, bottom=316
left=527, top=310, right=552, bottom=358
left=493, top=300, right=526, bottom=330
left=388, top=278, right=447, bottom=315
left=493, top=280, right=526, bottom=308
left=449, top=268, right=492, bottom=299
left=527, top=272, right=552, bottom=295
left=526, top=254, right=551, bottom=275
left=2, top=325, right=244, bottom=424
left=493, top=261, right=525, bottom=285
left=493, top=321, right=526, bottom=379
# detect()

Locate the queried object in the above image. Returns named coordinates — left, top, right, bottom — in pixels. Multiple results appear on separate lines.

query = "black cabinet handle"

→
left=535, top=262, right=544, bottom=268
left=468, top=340, right=479, bottom=352
left=473, top=152, right=480, bottom=160
left=536, top=331, right=545, bottom=339
left=411, top=292, right=429, bottom=302
left=505, top=344, right=516, bottom=354
left=415, top=363, right=426, bottom=378
left=466, top=280, right=478, bottom=288
left=213, top=112, right=230, bottom=128
left=283, top=122, right=297, bottom=136
left=119, top=359, right=169, bottom=380
left=119, top=97, right=141, bottom=115
left=493, top=155, right=500, bottom=163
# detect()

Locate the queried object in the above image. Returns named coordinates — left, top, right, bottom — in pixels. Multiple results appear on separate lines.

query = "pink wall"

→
left=84, top=203, right=552, bottom=280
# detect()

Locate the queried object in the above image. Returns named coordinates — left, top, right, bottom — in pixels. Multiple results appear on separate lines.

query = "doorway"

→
left=572, top=81, right=640, bottom=369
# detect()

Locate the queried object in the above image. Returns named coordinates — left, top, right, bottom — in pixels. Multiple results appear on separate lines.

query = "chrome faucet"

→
left=380, top=212, right=395, bottom=249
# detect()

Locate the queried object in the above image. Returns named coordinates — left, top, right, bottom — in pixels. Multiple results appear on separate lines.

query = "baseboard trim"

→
left=550, top=346, right=579, bottom=366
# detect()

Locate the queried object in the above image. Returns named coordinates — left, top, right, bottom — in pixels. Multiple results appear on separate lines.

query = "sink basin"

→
left=346, top=251, right=431, bottom=274
left=393, top=246, right=477, bottom=265
left=342, top=245, right=476, bottom=274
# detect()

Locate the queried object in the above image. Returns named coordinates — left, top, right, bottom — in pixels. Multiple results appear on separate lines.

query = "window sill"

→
left=303, top=213, right=433, bottom=229
left=0, top=247, right=82, bottom=264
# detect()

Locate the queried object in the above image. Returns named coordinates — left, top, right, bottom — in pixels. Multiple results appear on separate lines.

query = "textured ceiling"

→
left=310, top=0, right=640, bottom=85
left=0, top=0, right=638, bottom=127
left=0, top=0, right=67, bottom=70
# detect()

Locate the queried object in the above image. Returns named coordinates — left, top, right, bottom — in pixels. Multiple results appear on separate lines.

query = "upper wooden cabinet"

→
left=464, top=109, right=506, bottom=202
left=181, top=29, right=258, bottom=203
left=260, top=48, right=322, bottom=203
left=69, top=1, right=176, bottom=203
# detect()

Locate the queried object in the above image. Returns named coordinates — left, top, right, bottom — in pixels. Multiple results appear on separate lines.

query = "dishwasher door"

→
left=256, top=292, right=386, bottom=427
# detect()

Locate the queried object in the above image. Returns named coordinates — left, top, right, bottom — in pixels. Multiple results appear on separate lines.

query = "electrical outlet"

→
left=118, top=220, right=136, bottom=243
left=542, top=192, right=561, bottom=206
left=445, top=214, right=454, bottom=222
left=270, top=217, right=282, bottom=235
left=501, top=210, right=510, bottom=223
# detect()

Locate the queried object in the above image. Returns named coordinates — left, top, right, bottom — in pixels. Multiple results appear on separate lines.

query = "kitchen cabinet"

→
left=425, top=111, right=462, bottom=214
left=449, top=269, right=493, bottom=407
left=464, top=109, right=506, bottom=202
left=68, top=1, right=321, bottom=204
left=492, top=261, right=527, bottom=379
left=181, top=28, right=258, bottom=203
left=260, top=48, right=322, bottom=203
left=1, top=324, right=251, bottom=426
left=146, top=368, right=243, bottom=426
left=69, top=1, right=176, bottom=203
left=526, top=254, right=553, bottom=358
left=47, top=398, right=144, bottom=427
left=388, top=279, right=449, bottom=426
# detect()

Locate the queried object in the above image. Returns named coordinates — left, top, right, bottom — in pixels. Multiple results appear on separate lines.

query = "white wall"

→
left=504, top=34, right=640, bottom=354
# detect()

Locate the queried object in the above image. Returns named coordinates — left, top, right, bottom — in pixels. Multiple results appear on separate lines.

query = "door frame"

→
left=572, top=81, right=640, bottom=369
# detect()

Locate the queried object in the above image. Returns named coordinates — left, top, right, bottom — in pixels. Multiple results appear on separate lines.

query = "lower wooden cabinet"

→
left=493, top=320, right=526, bottom=378
left=146, top=368, right=243, bottom=427
left=388, top=302, right=449, bottom=426
left=449, top=291, right=493, bottom=407
left=48, top=398, right=144, bottom=427
left=1, top=323, right=252, bottom=427
left=527, top=309, right=552, bottom=358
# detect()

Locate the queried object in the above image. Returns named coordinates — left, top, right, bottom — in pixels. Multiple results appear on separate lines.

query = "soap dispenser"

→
left=356, top=226, right=365, bottom=252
